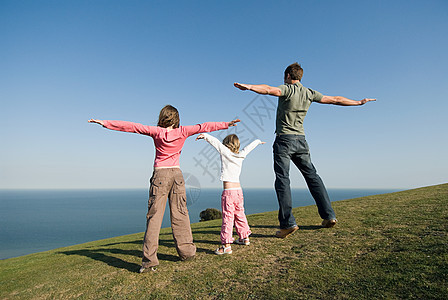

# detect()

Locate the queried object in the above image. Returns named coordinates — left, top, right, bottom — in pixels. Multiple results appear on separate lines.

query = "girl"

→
left=89, top=105, right=239, bottom=272
left=196, top=133, right=264, bottom=255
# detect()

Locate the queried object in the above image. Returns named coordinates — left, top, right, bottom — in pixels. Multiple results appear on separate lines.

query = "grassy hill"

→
left=1, top=184, right=447, bottom=299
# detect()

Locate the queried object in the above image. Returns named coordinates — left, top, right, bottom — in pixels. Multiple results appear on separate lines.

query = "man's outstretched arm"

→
left=234, top=82, right=282, bottom=97
left=318, top=95, right=376, bottom=106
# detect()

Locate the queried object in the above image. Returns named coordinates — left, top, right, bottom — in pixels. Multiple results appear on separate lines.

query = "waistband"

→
left=275, top=133, right=305, bottom=137
left=152, top=168, right=182, bottom=176
left=224, top=187, right=242, bottom=191
left=154, top=165, right=180, bottom=169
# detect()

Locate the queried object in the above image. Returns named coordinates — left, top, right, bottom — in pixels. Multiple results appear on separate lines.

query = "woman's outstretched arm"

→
left=88, top=119, right=158, bottom=136
left=182, top=119, right=240, bottom=137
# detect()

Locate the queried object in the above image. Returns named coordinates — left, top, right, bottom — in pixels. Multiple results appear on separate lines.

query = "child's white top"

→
left=201, top=133, right=262, bottom=183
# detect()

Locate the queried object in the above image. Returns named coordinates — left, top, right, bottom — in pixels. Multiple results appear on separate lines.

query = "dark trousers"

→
left=273, top=134, right=336, bottom=229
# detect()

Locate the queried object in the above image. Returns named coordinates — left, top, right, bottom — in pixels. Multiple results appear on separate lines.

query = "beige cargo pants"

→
left=142, top=168, right=196, bottom=268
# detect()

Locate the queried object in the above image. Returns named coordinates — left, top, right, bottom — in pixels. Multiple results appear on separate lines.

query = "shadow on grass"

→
left=59, top=246, right=183, bottom=272
left=59, top=248, right=143, bottom=272
left=298, top=225, right=323, bottom=230
left=61, top=227, right=230, bottom=270
left=250, top=233, right=275, bottom=238
left=101, top=239, right=142, bottom=247
left=250, top=225, right=321, bottom=230
left=250, top=225, right=278, bottom=229
left=193, top=239, right=220, bottom=245
left=191, top=230, right=222, bottom=236
left=193, top=224, right=222, bottom=228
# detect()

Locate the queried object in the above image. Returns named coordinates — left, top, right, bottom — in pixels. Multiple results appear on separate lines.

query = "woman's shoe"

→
left=235, top=238, right=250, bottom=245
left=215, top=245, right=232, bottom=255
left=139, top=266, right=157, bottom=273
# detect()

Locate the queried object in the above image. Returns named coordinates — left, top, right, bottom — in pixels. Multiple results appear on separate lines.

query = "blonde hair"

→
left=222, top=134, right=240, bottom=154
left=158, top=105, right=180, bottom=128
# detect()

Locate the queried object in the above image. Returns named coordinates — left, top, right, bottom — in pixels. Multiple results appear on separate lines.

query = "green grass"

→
left=1, top=184, right=447, bottom=299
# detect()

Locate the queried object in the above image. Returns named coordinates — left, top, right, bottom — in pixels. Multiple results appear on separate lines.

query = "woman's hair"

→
left=158, top=105, right=180, bottom=128
left=222, top=134, right=240, bottom=154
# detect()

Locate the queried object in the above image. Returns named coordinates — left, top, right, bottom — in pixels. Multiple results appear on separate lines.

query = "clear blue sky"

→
left=1, top=0, right=447, bottom=189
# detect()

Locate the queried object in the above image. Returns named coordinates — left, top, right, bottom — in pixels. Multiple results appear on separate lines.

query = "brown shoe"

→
left=181, top=255, right=196, bottom=262
left=275, top=225, right=299, bottom=238
left=321, top=219, right=338, bottom=228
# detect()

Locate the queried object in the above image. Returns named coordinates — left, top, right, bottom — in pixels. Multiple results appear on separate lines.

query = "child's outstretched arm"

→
left=239, top=139, right=265, bottom=157
left=196, top=133, right=229, bottom=155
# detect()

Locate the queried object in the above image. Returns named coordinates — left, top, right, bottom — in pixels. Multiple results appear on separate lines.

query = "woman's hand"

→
left=228, top=119, right=241, bottom=127
left=88, top=119, right=104, bottom=126
left=196, top=134, right=205, bottom=141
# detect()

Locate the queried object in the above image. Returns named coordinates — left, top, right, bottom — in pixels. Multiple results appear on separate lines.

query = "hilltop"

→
left=1, top=184, right=447, bottom=299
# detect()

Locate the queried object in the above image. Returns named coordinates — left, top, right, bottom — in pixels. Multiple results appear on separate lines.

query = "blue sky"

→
left=1, top=0, right=447, bottom=189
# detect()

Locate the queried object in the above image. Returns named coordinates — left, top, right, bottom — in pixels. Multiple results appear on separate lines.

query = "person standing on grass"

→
left=234, top=62, right=376, bottom=238
left=196, top=133, right=264, bottom=255
left=89, top=105, right=240, bottom=272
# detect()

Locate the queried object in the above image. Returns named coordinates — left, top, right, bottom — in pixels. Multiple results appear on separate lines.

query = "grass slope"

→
left=1, top=184, right=447, bottom=299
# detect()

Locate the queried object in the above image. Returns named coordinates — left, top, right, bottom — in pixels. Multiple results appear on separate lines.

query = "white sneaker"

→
left=234, top=238, right=250, bottom=245
left=215, top=245, right=232, bottom=255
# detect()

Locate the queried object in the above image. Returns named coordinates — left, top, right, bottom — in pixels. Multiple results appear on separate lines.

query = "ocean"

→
left=0, top=188, right=400, bottom=260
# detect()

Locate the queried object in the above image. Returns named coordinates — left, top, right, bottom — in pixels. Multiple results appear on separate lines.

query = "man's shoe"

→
left=322, top=219, right=338, bottom=228
left=139, top=266, right=157, bottom=273
left=275, top=225, right=299, bottom=238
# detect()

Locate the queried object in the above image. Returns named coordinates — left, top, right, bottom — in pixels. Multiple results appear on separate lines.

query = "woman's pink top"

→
left=102, top=120, right=229, bottom=167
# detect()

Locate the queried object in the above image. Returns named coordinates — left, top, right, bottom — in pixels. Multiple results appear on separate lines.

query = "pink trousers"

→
left=220, top=189, right=251, bottom=244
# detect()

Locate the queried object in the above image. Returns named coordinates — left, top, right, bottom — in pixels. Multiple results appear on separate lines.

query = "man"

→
left=234, top=62, right=375, bottom=238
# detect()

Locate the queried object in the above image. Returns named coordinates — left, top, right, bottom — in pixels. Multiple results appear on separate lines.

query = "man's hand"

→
left=360, top=98, right=376, bottom=105
left=88, top=119, right=104, bottom=126
left=234, top=83, right=251, bottom=90
left=228, top=119, right=241, bottom=127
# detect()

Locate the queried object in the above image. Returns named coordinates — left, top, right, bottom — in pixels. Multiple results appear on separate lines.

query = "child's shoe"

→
left=235, top=238, right=250, bottom=245
left=215, top=245, right=232, bottom=255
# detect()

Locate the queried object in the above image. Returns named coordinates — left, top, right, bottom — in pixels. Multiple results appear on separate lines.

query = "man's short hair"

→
left=284, top=62, right=303, bottom=81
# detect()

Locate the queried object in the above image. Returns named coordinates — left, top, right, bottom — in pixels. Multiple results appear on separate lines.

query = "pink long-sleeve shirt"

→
left=102, top=120, right=229, bottom=167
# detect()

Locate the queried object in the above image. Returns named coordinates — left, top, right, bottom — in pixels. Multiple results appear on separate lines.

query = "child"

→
left=89, top=105, right=240, bottom=272
left=196, top=133, right=264, bottom=254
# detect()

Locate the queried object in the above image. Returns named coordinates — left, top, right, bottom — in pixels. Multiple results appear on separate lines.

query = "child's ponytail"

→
left=223, top=134, right=240, bottom=154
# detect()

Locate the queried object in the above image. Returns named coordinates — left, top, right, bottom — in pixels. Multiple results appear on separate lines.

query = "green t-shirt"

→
left=276, top=82, right=323, bottom=135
